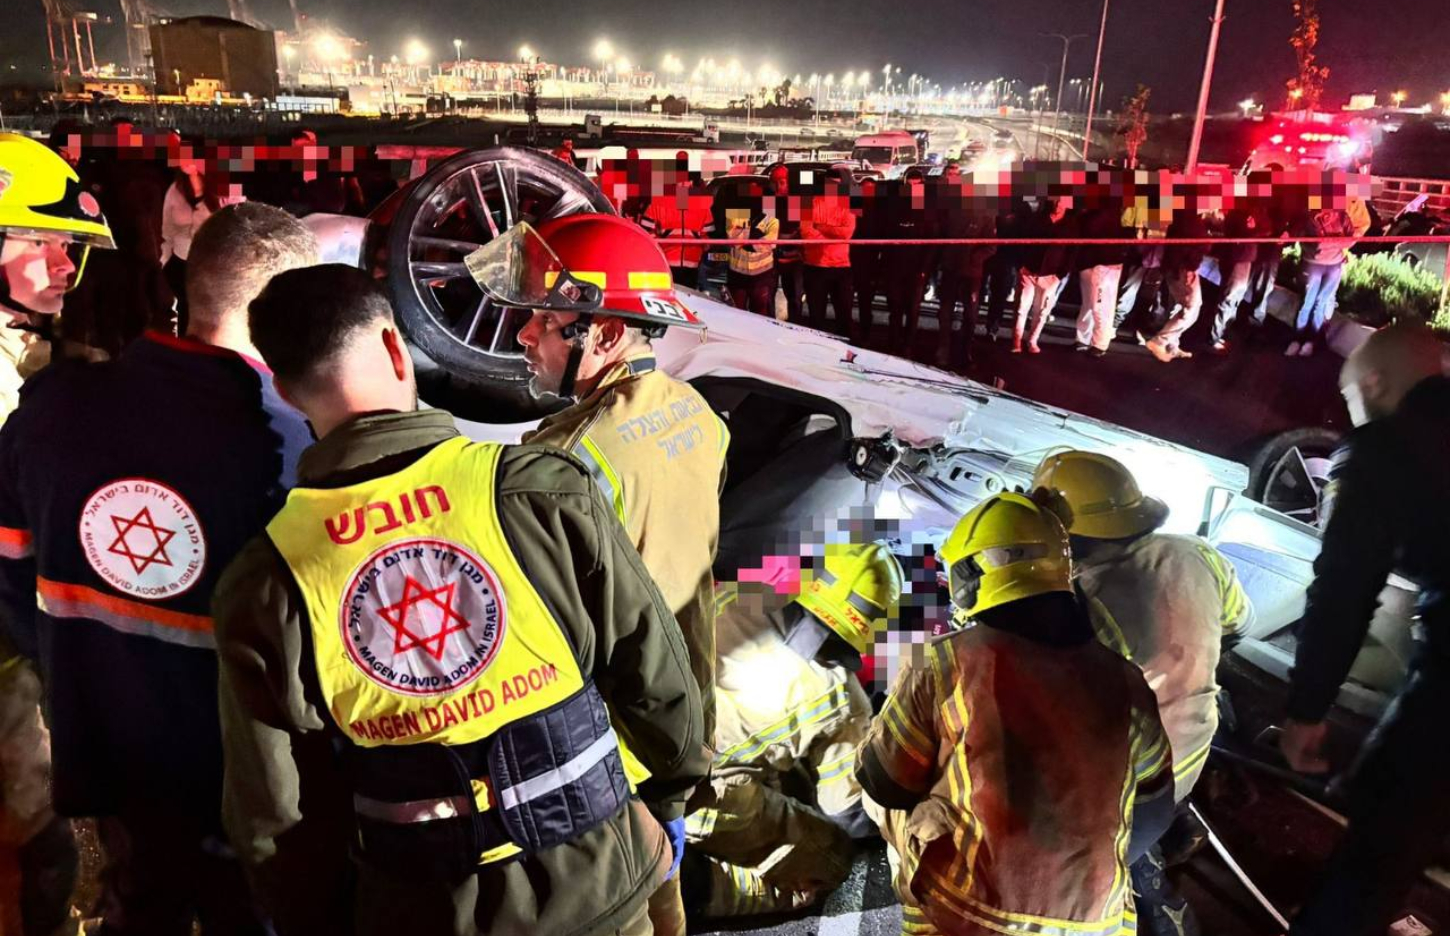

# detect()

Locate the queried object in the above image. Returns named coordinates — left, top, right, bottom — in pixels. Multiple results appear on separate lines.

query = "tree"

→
left=1285, top=0, right=1329, bottom=112
left=1119, top=84, right=1152, bottom=168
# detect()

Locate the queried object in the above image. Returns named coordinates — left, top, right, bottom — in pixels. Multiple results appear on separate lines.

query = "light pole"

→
left=453, top=38, right=462, bottom=63
left=1185, top=0, right=1227, bottom=173
left=1042, top=33, right=1086, bottom=157
left=1082, top=0, right=1110, bottom=158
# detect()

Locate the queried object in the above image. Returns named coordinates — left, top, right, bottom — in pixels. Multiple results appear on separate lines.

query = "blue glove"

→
left=663, top=816, right=687, bottom=882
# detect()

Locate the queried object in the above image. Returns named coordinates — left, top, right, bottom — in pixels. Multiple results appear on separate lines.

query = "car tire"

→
left=385, top=146, right=615, bottom=422
left=1246, top=426, right=1343, bottom=527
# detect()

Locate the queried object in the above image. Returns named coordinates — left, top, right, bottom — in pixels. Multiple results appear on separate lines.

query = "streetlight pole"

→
left=1082, top=0, right=1110, bottom=158
left=1043, top=33, right=1086, bottom=159
left=1186, top=0, right=1227, bottom=173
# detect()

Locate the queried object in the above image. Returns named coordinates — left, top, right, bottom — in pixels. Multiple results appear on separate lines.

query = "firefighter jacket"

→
left=215, top=410, right=707, bottom=936
left=857, top=617, right=1172, bottom=936
left=1289, top=375, right=1450, bottom=723
left=640, top=192, right=714, bottom=271
left=524, top=355, right=728, bottom=743
left=684, top=583, right=873, bottom=914
left=0, top=332, right=311, bottom=822
left=1078, top=534, right=1253, bottom=802
left=0, top=322, right=48, bottom=428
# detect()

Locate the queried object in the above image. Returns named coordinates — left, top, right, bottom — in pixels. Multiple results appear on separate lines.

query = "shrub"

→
left=1336, top=251, right=1444, bottom=328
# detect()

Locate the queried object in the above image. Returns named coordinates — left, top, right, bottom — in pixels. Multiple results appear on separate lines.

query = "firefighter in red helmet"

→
left=469, top=212, right=726, bottom=936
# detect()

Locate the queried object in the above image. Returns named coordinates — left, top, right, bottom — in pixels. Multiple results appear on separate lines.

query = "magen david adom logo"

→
left=79, top=478, right=207, bottom=599
left=341, top=538, right=507, bottom=697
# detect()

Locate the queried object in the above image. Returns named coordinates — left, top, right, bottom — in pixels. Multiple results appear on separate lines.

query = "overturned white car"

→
left=321, top=146, right=1412, bottom=743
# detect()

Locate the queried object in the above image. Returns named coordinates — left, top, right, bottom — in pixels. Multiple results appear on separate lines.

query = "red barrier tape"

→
left=649, top=235, right=1450, bottom=246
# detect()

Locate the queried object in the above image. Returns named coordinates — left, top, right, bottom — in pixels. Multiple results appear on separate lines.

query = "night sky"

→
left=3, top=0, right=1445, bottom=112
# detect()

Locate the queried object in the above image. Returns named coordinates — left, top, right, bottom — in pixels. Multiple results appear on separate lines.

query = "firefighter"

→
left=685, top=543, right=901, bottom=918
left=220, top=264, right=708, bottom=936
left=1032, top=450, right=1254, bottom=936
left=0, top=201, right=317, bottom=934
left=857, top=493, right=1174, bottom=936
left=0, top=131, right=114, bottom=936
left=1, top=133, right=114, bottom=417
left=493, top=214, right=727, bottom=936
left=1280, top=324, right=1450, bottom=936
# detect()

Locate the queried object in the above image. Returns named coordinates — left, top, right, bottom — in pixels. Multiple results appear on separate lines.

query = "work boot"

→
left=1147, top=341, right=1177, bottom=363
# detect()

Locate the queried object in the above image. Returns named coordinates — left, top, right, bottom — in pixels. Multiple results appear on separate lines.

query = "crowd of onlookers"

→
left=44, top=120, right=1373, bottom=372
left=616, top=156, right=1375, bottom=368
left=44, top=119, right=382, bottom=361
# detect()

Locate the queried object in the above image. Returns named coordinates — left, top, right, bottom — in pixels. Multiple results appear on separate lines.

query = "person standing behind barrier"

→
left=726, top=185, right=780, bottom=317
left=934, top=195, right=996, bottom=369
left=884, top=170, right=938, bottom=358
left=1245, top=203, right=1288, bottom=335
left=1074, top=200, right=1130, bottom=357
left=1145, top=200, right=1209, bottom=363
left=1287, top=198, right=1370, bottom=358
left=1207, top=204, right=1262, bottom=355
left=769, top=165, right=805, bottom=322
left=1012, top=196, right=1076, bottom=355
left=981, top=198, right=1026, bottom=342
left=640, top=162, right=712, bottom=288
left=801, top=177, right=856, bottom=337
left=851, top=178, right=888, bottom=345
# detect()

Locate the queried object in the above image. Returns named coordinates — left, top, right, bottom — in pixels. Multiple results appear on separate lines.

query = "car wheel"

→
left=1246, top=427, right=1342, bottom=527
left=385, top=146, right=617, bottom=422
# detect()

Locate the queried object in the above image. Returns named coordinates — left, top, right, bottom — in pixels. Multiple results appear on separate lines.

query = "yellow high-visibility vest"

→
left=268, top=436, right=641, bottom=864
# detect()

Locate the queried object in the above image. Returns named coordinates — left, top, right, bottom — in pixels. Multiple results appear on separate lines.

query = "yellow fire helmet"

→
left=795, top=543, right=904, bottom=656
left=0, top=133, right=114, bottom=250
left=940, top=492, right=1072, bottom=618
left=1030, top=450, right=1168, bottom=541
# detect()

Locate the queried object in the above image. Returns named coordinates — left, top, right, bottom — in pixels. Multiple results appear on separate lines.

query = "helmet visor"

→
left=949, top=543, right=1050, bottom=613
left=463, top=221, right=603, bottom=313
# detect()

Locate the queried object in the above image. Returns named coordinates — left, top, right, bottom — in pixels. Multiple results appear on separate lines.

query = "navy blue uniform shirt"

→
left=0, top=332, right=312, bottom=822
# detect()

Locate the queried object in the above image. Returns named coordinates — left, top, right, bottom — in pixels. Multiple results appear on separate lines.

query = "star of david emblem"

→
left=378, top=576, right=473, bottom=661
left=106, top=507, right=176, bottom=575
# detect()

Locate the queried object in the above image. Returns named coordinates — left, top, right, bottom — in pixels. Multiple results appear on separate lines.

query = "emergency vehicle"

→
left=849, top=131, right=920, bottom=178
left=1243, top=112, right=1373, bottom=174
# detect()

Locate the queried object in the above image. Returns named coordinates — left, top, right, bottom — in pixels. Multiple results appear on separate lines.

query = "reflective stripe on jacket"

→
left=1079, top=533, right=1252, bottom=801
left=861, top=624, right=1171, bottom=936
left=710, top=582, right=870, bottom=817
left=267, top=436, right=631, bottom=866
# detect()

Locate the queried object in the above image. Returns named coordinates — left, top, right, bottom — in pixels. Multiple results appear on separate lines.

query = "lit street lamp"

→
left=1391, top=90, right=1407, bottom=108
left=1239, top=97, right=1256, bottom=117
left=452, top=38, right=462, bottom=63
left=519, top=44, right=535, bottom=62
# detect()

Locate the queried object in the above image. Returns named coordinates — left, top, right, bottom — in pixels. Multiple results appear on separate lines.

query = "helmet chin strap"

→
left=557, top=314, right=594, bottom=401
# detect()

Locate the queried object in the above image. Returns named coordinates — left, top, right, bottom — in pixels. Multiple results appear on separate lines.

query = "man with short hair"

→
left=507, top=213, right=728, bottom=936
left=1281, top=324, right=1450, bottom=936
left=217, top=263, right=707, bottom=936
left=0, top=201, right=317, bottom=935
left=1146, top=201, right=1209, bottom=363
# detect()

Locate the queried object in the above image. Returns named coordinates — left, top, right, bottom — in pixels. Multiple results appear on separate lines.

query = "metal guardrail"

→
left=1372, top=175, right=1450, bottom=217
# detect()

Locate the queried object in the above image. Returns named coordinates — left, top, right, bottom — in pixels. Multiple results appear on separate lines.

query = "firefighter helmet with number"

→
left=796, top=543, right=904, bottom=656
left=940, top=493, right=1072, bottom=618
left=465, top=214, right=703, bottom=332
left=0, top=133, right=114, bottom=250
left=1030, top=450, right=1168, bottom=540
